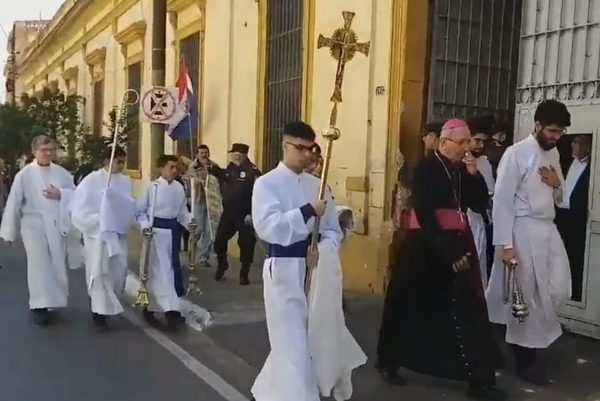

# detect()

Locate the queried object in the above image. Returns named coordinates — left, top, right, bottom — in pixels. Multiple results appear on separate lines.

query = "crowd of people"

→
left=378, top=99, right=584, bottom=400
left=0, top=121, right=364, bottom=401
left=0, top=99, right=590, bottom=401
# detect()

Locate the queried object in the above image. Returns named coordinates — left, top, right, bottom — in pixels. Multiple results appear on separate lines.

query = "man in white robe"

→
left=137, top=155, right=192, bottom=331
left=0, top=135, right=76, bottom=326
left=70, top=145, right=136, bottom=330
left=486, top=100, right=572, bottom=386
left=251, top=122, right=364, bottom=401
left=466, top=124, right=495, bottom=286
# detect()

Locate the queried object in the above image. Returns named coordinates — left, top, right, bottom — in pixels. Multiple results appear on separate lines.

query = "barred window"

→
left=263, top=0, right=304, bottom=171
left=427, top=0, right=522, bottom=121
left=177, top=33, right=201, bottom=158
left=126, top=62, right=142, bottom=170
left=93, top=79, right=104, bottom=136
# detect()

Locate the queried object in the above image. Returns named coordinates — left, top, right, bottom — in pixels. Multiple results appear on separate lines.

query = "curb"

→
left=124, top=272, right=214, bottom=331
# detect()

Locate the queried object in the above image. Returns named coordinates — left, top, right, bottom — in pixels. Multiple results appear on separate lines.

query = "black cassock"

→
left=377, top=152, right=502, bottom=386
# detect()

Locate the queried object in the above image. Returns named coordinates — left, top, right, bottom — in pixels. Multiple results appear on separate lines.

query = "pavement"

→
left=128, top=234, right=600, bottom=401
left=1, top=234, right=600, bottom=401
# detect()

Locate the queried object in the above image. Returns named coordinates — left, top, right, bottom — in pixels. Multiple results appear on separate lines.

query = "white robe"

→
left=307, top=240, right=367, bottom=401
left=70, top=169, right=136, bottom=316
left=0, top=161, right=76, bottom=309
left=136, top=178, right=192, bottom=312
left=486, top=135, right=571, bottom=349
left=251, top=162, right=344, bottom=401
left=467, top=155, right=495, bottom=286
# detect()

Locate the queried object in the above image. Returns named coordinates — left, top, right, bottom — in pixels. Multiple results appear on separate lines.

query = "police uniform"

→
left=214, top=143, right=261, bottom=285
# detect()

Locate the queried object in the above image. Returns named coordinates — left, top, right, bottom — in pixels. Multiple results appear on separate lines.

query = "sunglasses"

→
left=285, top=141, right=317, bottom=153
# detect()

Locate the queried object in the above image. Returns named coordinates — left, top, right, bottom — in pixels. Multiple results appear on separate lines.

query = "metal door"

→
left=515, top=0, right=600, bottom=339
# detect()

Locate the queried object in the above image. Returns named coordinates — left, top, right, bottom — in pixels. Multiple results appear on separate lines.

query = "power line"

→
left=0, top=22, right=9, bottom=40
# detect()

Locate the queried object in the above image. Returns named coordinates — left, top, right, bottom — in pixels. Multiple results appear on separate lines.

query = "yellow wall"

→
left=17, top=0, right=430, bottom=294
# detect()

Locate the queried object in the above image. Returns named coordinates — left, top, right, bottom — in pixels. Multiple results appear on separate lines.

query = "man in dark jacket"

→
left=214, top=143, right=261, bottom=285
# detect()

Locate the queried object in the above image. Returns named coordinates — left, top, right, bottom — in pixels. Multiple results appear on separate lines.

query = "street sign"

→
left=141, top=86, right=177, bottom=123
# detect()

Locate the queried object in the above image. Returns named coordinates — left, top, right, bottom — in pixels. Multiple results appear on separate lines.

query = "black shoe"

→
left=517, top=366, right=550, bottom=386
left=31, top=308, right=50, bottom=326
left=214, top=268, right=226, bottom=282
left=467, top=385, right=508, bottom=400
left=143, top=308, right=158, bottom=326
left=165, top=311, right=181, bottom=332
left=377, top=367, right=407, bottom=386
left=92, top=313, right=109, bottom=331
left=239, top=276, right=250, bottom=286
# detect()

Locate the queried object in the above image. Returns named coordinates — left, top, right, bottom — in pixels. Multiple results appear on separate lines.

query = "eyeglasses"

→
left=285, top=141, right=316, bottom=153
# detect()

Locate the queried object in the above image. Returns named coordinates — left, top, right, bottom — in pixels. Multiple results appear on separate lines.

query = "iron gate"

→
left=427, top=0, right=522, bottom=121
left=263, top=0, right=304, bottom=171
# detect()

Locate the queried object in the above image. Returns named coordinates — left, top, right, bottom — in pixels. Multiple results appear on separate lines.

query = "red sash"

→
left=408, top=208, right=467, bottom=231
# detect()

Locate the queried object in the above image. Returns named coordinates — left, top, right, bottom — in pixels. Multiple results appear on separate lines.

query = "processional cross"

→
left=304, top=11, right=370, bottom=296
left=317, top=11, right=370, bottom=125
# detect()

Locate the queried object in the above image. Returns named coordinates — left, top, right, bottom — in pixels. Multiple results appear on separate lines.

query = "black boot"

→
left=214, top=268, right=226, bottom=282
left=31, top=308, right=50, bottom=326
left=92, top=313, right=109, bottom=331
left=377, top=366, right=407, bottom=386
left=513, top=345, right=549, bottom=386
left=467, top=383, right=508, bottom=400
left=165, top=311, right=182, bottom=332
left=240, top=265, right=250, bottom=286
left=143, top=307, right=158, bottom=326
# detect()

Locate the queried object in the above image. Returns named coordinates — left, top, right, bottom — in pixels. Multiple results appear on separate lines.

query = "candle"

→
left=190, top=177, right=196, bottom=217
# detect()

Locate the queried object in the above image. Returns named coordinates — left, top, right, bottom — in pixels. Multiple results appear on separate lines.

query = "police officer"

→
left=214, top=143, right=261, bottom=285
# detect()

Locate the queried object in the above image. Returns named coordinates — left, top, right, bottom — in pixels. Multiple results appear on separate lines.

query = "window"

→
left=93, top=79, right=104, bottom=136
left=426, top=0, right=522, bottom=121
left=126, top=62, right=142, bottom=170
left=176, top=33, right=200, bottom=158
left=263, top=0, right=305, bottom=171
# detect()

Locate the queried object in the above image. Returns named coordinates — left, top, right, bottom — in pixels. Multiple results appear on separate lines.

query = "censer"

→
left=503, top=259, right=529, bottom=323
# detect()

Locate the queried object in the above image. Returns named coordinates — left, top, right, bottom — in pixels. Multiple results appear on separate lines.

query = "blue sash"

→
left=153, top=217, right=185, bottom=297
left=267, top=234, right=321, bottom=258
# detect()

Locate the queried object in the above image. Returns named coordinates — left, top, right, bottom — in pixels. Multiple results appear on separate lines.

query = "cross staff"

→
left=305, top=11, right=370, bottom=296
left=317, top=11, right=370, bottom=107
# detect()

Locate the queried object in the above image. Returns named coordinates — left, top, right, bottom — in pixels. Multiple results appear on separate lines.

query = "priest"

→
left=70, top=145, right=137, bottom=330
left=0, top=135, right=76, bottom=326
left=377, top=119, right=505, bottom=400
left=250, top=122, right=347, bottom=401
left=486, top=100, right=571, bottom=385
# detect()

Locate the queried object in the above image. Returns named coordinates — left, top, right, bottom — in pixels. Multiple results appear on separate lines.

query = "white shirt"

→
left=137, top=177, right=192, bottom=229
left=557, top=157, right=588, bottom=209
left=476, top=155, right=495, bottom=195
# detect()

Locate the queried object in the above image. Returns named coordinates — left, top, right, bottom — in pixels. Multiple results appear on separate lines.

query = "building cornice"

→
left=115, top=20, right=147, bottom=46
left=21, top=0, right=138, bottom=91
left=167, top=0, right=205, bottom=13
left=84, top=47, right=107, bottom=66
left=62, top=66, right=79, bottom=81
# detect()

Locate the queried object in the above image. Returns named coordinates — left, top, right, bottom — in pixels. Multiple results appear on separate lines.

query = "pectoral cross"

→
left=318, top=11, right=370, bottom=106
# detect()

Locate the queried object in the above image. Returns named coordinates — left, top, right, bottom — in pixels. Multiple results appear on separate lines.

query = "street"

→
left=0, top=243, right=250, bottom=401
left=3, top=238, right=600, bottom=401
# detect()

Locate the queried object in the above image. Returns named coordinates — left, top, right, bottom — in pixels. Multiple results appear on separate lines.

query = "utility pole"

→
left=150, top=0, right=167, bottom=166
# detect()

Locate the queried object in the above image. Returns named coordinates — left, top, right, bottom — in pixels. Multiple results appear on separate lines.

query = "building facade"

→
left=4, top=20, right=49, bottom=103
left=515, top=0, right=600, bottom=339
left=17, top=0, right=526, bottom=295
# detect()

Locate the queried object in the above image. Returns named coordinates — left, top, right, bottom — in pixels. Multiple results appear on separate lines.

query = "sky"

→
left=0, top=0, right=64, bottom=101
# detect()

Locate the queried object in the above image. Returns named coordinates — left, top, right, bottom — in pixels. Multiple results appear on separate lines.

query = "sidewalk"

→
left=127, top=234, right=600, bottom=401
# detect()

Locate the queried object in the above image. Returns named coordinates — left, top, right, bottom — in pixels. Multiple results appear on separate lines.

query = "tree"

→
left=76, top=105, right=129, bottom=167
left=0, top=103, right=34, bottom=175
left=21, top=88, right=86, bottom=156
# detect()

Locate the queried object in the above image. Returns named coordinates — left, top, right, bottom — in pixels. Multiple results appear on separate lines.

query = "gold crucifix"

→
left=304, top=12, right=370, bottom=297
left=318, top=11, right=370, bottom=107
